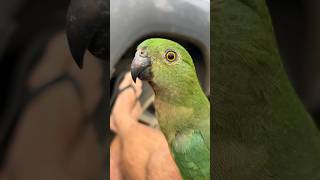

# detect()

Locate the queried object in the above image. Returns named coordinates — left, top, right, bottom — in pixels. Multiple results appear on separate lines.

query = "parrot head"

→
left=131, top=38, right=200, bottom=95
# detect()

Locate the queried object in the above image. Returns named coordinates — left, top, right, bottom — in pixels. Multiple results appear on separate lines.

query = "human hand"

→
left=110, top=72, right=182, bottom=180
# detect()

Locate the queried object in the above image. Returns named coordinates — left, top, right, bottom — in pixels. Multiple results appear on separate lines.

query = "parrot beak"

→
left=131, top=51, right=153, bottom=83
left=66, top=0, right=108, bottom=68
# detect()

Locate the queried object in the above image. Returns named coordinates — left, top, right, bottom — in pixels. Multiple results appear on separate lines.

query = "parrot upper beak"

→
left=66, top=0, right=108, bottom=68
left=131, top=51, right=153, bottom=83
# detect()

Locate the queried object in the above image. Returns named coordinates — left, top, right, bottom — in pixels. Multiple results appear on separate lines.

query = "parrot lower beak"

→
left=66, top=0, right=108, bottom=68
left=131, top=54, right=153, bottom=83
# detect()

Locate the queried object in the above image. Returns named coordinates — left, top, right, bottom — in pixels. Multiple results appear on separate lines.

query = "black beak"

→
left=131, top=52, right=152, bottom=83
left=66, top=0, right=108, bottom=68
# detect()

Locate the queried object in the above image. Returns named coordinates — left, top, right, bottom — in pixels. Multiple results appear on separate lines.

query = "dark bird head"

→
left=66, top=0, right=108, bottom=68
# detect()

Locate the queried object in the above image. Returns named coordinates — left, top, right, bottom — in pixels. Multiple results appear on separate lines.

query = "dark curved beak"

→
left=131, top=53, right=153, bottom=83
left=66, top=0, right=108, bottom=68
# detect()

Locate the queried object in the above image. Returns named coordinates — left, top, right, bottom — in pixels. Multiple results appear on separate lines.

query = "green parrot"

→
left=131, top=38, right=210, bottom=179
left=212, top=0, right=320, bottom=179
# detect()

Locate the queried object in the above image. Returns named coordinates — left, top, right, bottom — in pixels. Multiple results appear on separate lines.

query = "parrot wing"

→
left=172, top=129, right=210, bottom=180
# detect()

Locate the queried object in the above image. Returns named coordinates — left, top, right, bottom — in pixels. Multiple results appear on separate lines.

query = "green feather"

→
left=212, top=0, right=320, bottom=179
left=137, top=38, right=210, bottom=179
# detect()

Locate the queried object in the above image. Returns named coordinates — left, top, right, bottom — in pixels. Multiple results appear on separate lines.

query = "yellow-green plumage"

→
left=136, top=38, right=210, bottom=179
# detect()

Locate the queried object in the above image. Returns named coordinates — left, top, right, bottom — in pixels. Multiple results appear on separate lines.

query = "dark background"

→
left=267, top=0, right=320, bottom=127
left=0, top=0, right=108, bottom=179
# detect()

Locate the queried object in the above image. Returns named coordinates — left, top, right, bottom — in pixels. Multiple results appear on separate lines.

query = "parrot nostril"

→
left=139, top=49, right=148, bottom=57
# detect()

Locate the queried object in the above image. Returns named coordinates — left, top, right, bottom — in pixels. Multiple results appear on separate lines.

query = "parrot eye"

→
left=165, top=50, right=176, bottom=62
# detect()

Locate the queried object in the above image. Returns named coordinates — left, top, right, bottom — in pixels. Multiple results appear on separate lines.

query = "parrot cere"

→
left=131, top=38, right=210, bottom=180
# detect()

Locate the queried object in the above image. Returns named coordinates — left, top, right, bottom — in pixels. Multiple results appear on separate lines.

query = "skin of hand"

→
left=110, top=73, right=182, bottom=180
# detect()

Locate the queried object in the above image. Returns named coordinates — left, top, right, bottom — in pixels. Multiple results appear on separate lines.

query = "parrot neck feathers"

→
left=153, top=83, right=210, bottom=145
